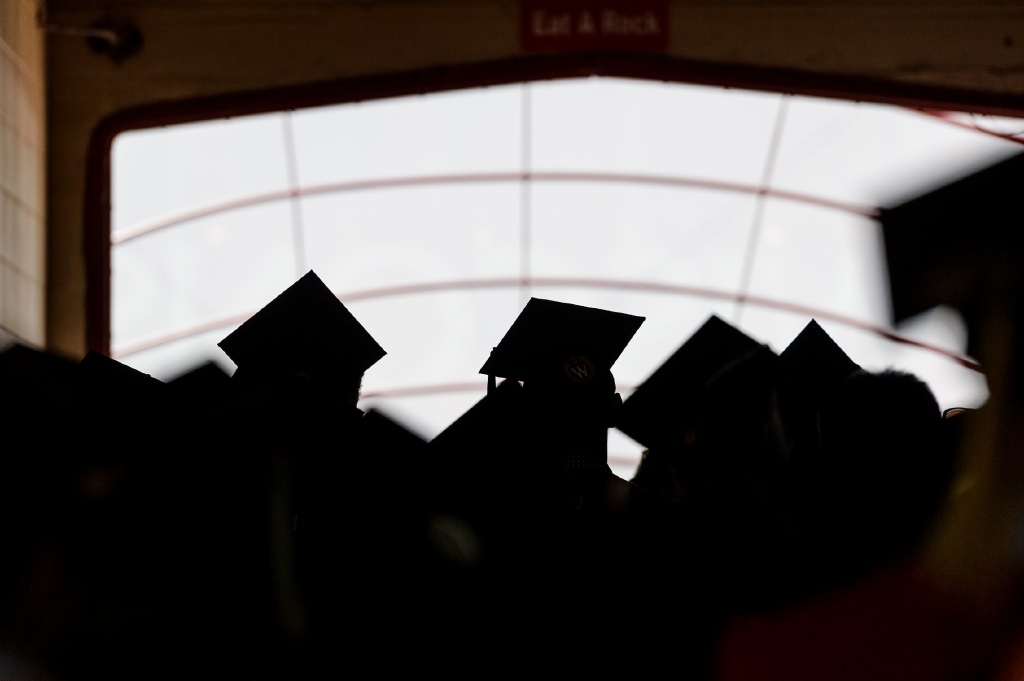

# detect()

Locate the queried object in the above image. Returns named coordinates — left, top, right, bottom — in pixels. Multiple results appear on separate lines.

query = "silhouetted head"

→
left=799, top=367, right=947, bottom=581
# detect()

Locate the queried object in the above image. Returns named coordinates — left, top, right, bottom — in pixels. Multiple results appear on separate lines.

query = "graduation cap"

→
left=425, top=379, right=541, bottom=535
left=78, top=350, right=166, bottom=391
left=777, top=319, right=861, bottom=398
left=879, top=150, right=1024, bottom=359
left=773, top=319, right=862, bottom=467
left=361, top=407, right=430, bottom=460
left=76, top=351, right=172, bottom=437
left=164, top=360, right=234, bottom=413
left=479, top=298, right=644, bottom=394
left=166, top=360, right=231, bottom=392
left=217, top=270, right=385, bottom=385
left=430, top=378, right=528, bottom=459
left=616, top=314, right=771, bottom=452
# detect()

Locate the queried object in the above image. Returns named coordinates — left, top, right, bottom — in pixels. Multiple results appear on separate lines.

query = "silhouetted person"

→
left=0, top=345, right=219, bottom=681
left=427, top=376, right=532, bottom=573
left=622, top=314, right=776, bottom=512
left=712, top=372, right=970, bottom=681
left=786, top=366, right=947, bottom=599
left=430, top=297, right=671, bottom=672
left=53, top=351, right=180, bottom=681
left=0, top=342, right=85, bottom=681
left=215, top=269, right=407, bottom=673
left=618, top=316, right=789, bottom=677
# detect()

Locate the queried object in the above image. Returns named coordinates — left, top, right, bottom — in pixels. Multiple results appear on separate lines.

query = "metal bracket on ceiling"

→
left=36, top=10, right=143, bottom=64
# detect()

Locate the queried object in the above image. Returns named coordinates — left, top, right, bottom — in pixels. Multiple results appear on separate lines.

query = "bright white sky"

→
left=110, top=76, right=1020, bottom=478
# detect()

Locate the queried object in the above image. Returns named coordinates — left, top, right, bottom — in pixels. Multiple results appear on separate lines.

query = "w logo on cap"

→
left=563, top=355, right=595, bottom=383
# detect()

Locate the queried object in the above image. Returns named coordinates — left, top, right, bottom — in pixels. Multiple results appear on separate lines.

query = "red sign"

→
left=520, top=0, right=669, bottom=52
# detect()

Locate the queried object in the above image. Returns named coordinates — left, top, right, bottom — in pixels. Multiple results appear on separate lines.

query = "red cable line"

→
left=110, top=170, right=880, bottom=245
left=109, top=104, right=1012, bottom=388
left=112, top=275, right=983, bottom=373
left=111, top=107, right=1023, bottom=247
left=912, top=108, right=1024, bottom=145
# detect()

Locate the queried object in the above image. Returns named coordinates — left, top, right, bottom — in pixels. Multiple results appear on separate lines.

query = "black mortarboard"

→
left=616, top=314, right=771, bottom=452
left=166, top=360, right=231, bottom=390
left=78, top=349, right=168, bottom=396
left=479, top=298, right=644, bottom=391
left=426, top=378, right=564, bottom=498
left=879, top=150, right=1024, bottom=359
left=75, top=351, right=175, bottom=457
left=429, top=378, right=528, bottom=459
left=774, top=320, right=862, bottom=467
left=217, top=270, right=385, bottom=381
left=777, top=319, right=860, bottom=397
left=165, top=360, right=233, bottom=410
left=361, top=407, right=430, bottom=460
